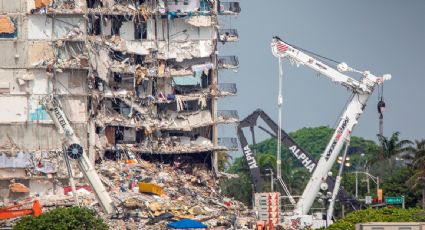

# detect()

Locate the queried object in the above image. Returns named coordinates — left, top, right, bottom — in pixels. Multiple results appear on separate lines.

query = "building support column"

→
left=211, top=0, right=219, bottom=174
left=88, top=119, right=96, bottom=164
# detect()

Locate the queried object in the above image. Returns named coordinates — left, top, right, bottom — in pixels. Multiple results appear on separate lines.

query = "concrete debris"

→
left=0, top=159, right=253, bottom=228
left=185, top=16, right=212, bottom=27
left=219, top=33, right=239, bottom=43
left=32, top=159, right=253, bottom=229
left=9, top=183, right=30, bottom=193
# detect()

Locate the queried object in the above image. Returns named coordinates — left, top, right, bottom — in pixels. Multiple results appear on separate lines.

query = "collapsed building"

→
left=0, top=0, right=241, bottom=213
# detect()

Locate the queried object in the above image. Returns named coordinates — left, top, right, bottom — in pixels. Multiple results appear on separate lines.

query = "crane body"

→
left=270, top=37, right=390, bottom=219
left=41, top=96, right=115, bottom=215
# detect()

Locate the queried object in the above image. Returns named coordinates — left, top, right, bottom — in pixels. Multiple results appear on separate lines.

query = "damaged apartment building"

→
left=0, top=0, right=240, bottom=200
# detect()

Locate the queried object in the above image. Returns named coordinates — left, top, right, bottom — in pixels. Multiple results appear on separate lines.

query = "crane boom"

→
left=41, top=96, right=115, bottom=215
left=271, top=37, right=391, bottom=216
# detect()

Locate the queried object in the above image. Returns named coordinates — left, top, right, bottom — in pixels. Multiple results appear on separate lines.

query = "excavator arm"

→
left=238, top=109, right=365, bottom=210
left=0, top=200, right=42, bottom=220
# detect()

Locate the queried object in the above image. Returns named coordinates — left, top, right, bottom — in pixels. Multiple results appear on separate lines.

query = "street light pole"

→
left=265, top=169, right=274, bottom=192
left=270, top=170, right=274, bottom=192
left=355, top=171, right=358, bottom=199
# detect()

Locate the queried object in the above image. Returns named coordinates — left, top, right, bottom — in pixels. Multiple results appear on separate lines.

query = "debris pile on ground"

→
left=104, top=159, right=253, bottom=229
left=32, top=159, right=254, bottom=229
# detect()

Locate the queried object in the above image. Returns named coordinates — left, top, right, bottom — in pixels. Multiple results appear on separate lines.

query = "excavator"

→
left=238, top=109, right=363, bottom=208
left=238, top=37, right=391, bottom=228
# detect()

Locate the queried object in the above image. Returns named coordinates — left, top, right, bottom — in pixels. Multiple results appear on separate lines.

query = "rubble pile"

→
left=35, top=159, right=254, bottom=229
left=104, top=160, right=253, bottom=229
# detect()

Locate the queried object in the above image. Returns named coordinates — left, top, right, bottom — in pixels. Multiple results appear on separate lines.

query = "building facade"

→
left=0, top=0, right=240, bottom=200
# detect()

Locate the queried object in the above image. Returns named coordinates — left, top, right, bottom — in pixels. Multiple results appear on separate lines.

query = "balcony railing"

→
left=218, top=83, right=237, bottom=95
left=219, top=2, right=241, bottom=15
left=218, top=137, right=238, bottom=151
left=218, top=29, right=239, bottom=42
left=218, top=56, right=239, bottom=69
left=217, top=110, right=239, bottom=123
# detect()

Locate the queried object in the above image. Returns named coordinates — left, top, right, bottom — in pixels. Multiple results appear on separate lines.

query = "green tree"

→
left=217, top=150, right=232, bottom=171
left=381, top=167, right=419, bottom=208
left=370, top=132, right=413, bottom=177
left=14, top=206, right=108, bottom=230
left=222, top=126, right=381, bottom=205
left=407, top=139, right=425, bottom=208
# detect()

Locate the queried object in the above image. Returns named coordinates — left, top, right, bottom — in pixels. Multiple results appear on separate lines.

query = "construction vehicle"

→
left=40, top=95, right=115, bottom=215
left=0, top=200, right=42, bottom=220
left=238, top=109, right=362, bottom=205
left=239, top=37, right=391, bottom=228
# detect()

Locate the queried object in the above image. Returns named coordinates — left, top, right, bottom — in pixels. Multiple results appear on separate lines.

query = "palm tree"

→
left=377, top=131, right=413, bottom=160
left=371, top=132, right=413, bottom=175
left=257, top=153, right=277, bottom=172
left=406, top=139, right=425, bottom=208
left=216, top=150, right=232, bottom=171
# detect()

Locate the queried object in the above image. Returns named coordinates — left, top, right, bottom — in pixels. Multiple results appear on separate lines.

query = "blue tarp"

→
left=167, top=219, right=207, bottom=229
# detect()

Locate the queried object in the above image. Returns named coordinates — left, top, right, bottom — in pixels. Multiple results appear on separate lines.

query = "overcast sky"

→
left=218, top=0, right=425, bottom=150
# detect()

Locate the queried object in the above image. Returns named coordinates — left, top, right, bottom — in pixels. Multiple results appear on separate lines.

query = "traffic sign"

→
left=385, top=196, right=403, bottom=205
left=365, top=196, right=372, bottom=204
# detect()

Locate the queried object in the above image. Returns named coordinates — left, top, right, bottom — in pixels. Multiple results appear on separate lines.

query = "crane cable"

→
left=285, top=42, right=341, bottom=69
left=377, top=84, right=385, bottom=137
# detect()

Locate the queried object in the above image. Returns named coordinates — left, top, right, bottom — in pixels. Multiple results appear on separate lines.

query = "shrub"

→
left=13, top=206, right=108, bottom=230
left=326, top=208, right=425, bottom=230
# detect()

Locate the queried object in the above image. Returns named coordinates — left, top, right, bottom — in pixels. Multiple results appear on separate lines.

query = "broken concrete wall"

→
left=52, top=16, right=86, bottom=39
left=29, top=71, right=52, bottom=94
left=0, top=0, right=26, bottom=14
left=156, top=40, right=213, bottom=61
left=0, top=40, right=27, bottom=68
left=120, top=20, right=135, bottom=40
left=55, top=70, right=87, bottom=95
left=0, top=169, right=27, bottom=178
left=28, top=41, right=54, bottom=66
left=0, top=123, right=88, bottom=151
left=146, top=18, right=213, bottom=41
left=58, top=96, right=87, bottom=123
left=27, top=15, right=53, bottom=40
left=29, top=179, right=56, bottom=196
left=0, top=152, right=31, bottom=168
left=0, top=96, right=28, bottom=123
left=168, top=18, right=213, bottom=41
left=27, top=15, right=86, bottom=40
left=0, top=69, right=28, bottom=95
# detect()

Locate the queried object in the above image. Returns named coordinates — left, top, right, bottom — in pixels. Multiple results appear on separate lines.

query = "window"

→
left=399, top=227, right=412, bottom=230
left=371, top=228, right=384, bottom=230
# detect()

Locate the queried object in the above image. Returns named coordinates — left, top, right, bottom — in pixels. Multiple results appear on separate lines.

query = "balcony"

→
left=218, top=83, right=237, bottom=96
left=218, top=56, right=239, bottom=69
left=218, top=29, right=239, bottom=43
left=219, top=2, right=241, bottom=15
left=218, top=137, right=238, bottom=151
left=217, top=110, right=239, bottom=123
